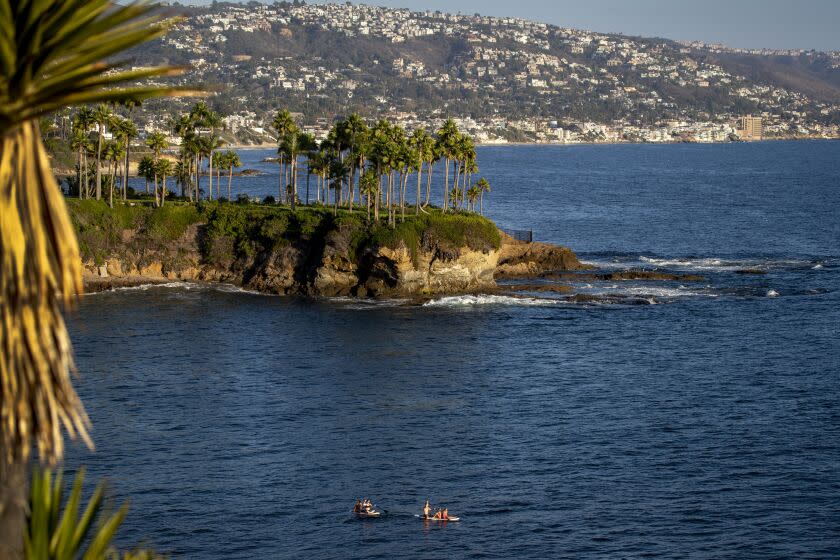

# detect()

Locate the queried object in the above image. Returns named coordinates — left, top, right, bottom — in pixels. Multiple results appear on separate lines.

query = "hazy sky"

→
left=188, top=0, right=840, bottom=51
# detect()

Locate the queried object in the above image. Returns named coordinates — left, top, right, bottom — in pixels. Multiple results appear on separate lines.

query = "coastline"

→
left=475, top=136, right=839, bottom=148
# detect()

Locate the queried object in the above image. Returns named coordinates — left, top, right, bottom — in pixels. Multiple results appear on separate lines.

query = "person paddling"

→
left=354, top=499, right=362, bottom=513
left=423, top=499, right=431, bottom=519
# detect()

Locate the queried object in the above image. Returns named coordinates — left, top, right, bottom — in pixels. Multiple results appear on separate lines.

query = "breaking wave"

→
left=637, top=255, right=819, bottom=272
left=423, top=294, right=557, bottom=307
left=87, top=281, right=270, bottom=296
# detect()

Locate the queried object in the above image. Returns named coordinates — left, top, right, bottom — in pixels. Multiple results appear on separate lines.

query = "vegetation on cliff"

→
left=68, top=199, right=500, bottom=269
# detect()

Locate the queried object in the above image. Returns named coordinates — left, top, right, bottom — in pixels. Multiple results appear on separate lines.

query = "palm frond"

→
left=0, top=0, right=203, bottom=465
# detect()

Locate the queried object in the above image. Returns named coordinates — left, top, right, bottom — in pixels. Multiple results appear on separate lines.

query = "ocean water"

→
left=69, top=141, right=840, bottom=559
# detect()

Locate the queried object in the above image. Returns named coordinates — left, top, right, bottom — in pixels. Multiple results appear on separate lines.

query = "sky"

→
left=188, top=0, right=840, bottom=52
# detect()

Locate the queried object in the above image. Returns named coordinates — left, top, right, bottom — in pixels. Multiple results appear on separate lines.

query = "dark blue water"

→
left=71, top=141, right=840, bottom=559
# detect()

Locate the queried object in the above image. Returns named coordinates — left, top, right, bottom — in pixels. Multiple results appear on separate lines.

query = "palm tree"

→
left=466, top=186, right=479, bottom=211
left=308, top=149, right=328, bottom=205
left=359, top=168, right=378, bottom=221
left=476, top=177, right=491, bottom=215
left=174, top=157, right=192, bottom=199
left=103, top=139, right=125, bottom=208
left=112, top=117, right=137, bottom=200
left=0, top=0, right=192, bottom=554
left=181, top=132, right=200, bottom=202
left=221, top=150, right=242, bottom=200
left=435, top=118, right=461, bottom=213
left=272, top=109, right=296, bottom=203
left=146, top=131, right=168, bottom=205
left=138, top=155, right=155, bottom=198
left=407, top=129, right=428, bottom=215
left=92, top=104, right=112, bottom=200
left=280, top=130, right=303, bottom=209
left=298, top=133, right=317, bottom=205
left=71, top=108, right=95, bottom=198
left=369, top=119, right=394, bottom=222
left=340, top=113, right=369, bottom=211
left=154, top=159, right=173, bottom=206
left=197, top=109, right=222, bottom=199
left=69, top=128, right=91, bottom=198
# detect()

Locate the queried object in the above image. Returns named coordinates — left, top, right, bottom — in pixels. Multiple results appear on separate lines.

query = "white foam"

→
left=813, top=264, right=823, bottom=270
left=766, top=289, right=779, bottom=298
left=617, top=286, right=713, bottom=298
left=331, top=297, right=409, bottom=309
left=87, top=281, right=200, bottom=293
left=87, top=281, right=271, bottom=296
left=638, top=255, right=813, bottom=272
left=423, top=294, right=557, bottom=307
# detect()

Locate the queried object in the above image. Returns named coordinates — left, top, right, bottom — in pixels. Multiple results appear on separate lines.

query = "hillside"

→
left=120, top=2, right=840, bottom=142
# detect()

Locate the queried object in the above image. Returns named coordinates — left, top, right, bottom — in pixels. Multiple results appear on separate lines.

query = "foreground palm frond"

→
left=25, top=468, right=164, bottom=560
left=0, top=0, right=200, bottom=466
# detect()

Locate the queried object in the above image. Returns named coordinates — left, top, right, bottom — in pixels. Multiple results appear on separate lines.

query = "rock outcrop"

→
left=81, top=222, right=509, bottom=297
left=495, top=232, right=589, bottom=278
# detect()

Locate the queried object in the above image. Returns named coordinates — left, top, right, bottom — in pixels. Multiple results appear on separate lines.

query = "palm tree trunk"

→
left=77, top=146, right=83, bottom=198
left=278, top=158, right=284, bottom=203
left=348, top=164, right=355, bottom=212
left=385, top=172, right=391, bottom=224
left=108, top=160, right=114, bottom=208
left=161, top=174, right=167, bottom=206
left=82, top=151, right=88, bottom=198
left=194, top=152, right=200, bottom=202
left=95, top=129, right=103, bottom=199
left=306, top=165, right=311, bottom=205
left=453, top=160, right=461, bottom=210
left=424, top=161, right=433, bottom=208
left=443, top=158, right=450, bottom=212
left=208, top=150, right=213, bottom=200
left=153, top=173, right=159, bottom=207
left=401, top=171, right=408, bottom=222
left=480, top=192, right=484, bottom=215
left=290, top=157, right=297, bottom=211
left=416, top=166, right=422, bottom=215
left=228, top=167, right=233, bottom=200
left=0, top=454, right=26, bottom=560
left=389, top=172, right=396, bottom=226
left=123, top=142, right=129, bottom=200
left=374, top=172, right=381, bottom=222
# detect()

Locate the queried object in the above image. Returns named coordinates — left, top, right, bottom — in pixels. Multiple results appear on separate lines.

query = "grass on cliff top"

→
left=66, top=198, right=501, bottom=266
left=202, top=202, right=500, bottom=261
left=67, top=199, right=202, bottom=264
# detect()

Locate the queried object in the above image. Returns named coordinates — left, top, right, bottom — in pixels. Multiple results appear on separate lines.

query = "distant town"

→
left=116, top=1, right=840, bottom=145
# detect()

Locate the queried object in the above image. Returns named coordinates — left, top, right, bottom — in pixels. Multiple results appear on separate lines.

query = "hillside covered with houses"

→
left=120, top=1, right=840, bottom=145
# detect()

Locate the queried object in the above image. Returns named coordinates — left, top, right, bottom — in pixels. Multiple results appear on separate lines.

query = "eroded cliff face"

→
left=83, top=222, right=507, bottom=297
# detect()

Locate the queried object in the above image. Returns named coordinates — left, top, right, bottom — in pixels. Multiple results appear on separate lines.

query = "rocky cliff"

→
left=73, top=201, right=584, bottom=297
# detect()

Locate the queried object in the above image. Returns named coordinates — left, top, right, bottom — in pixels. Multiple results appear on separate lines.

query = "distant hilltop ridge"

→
left=125, top=2, right=840, bottom=144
